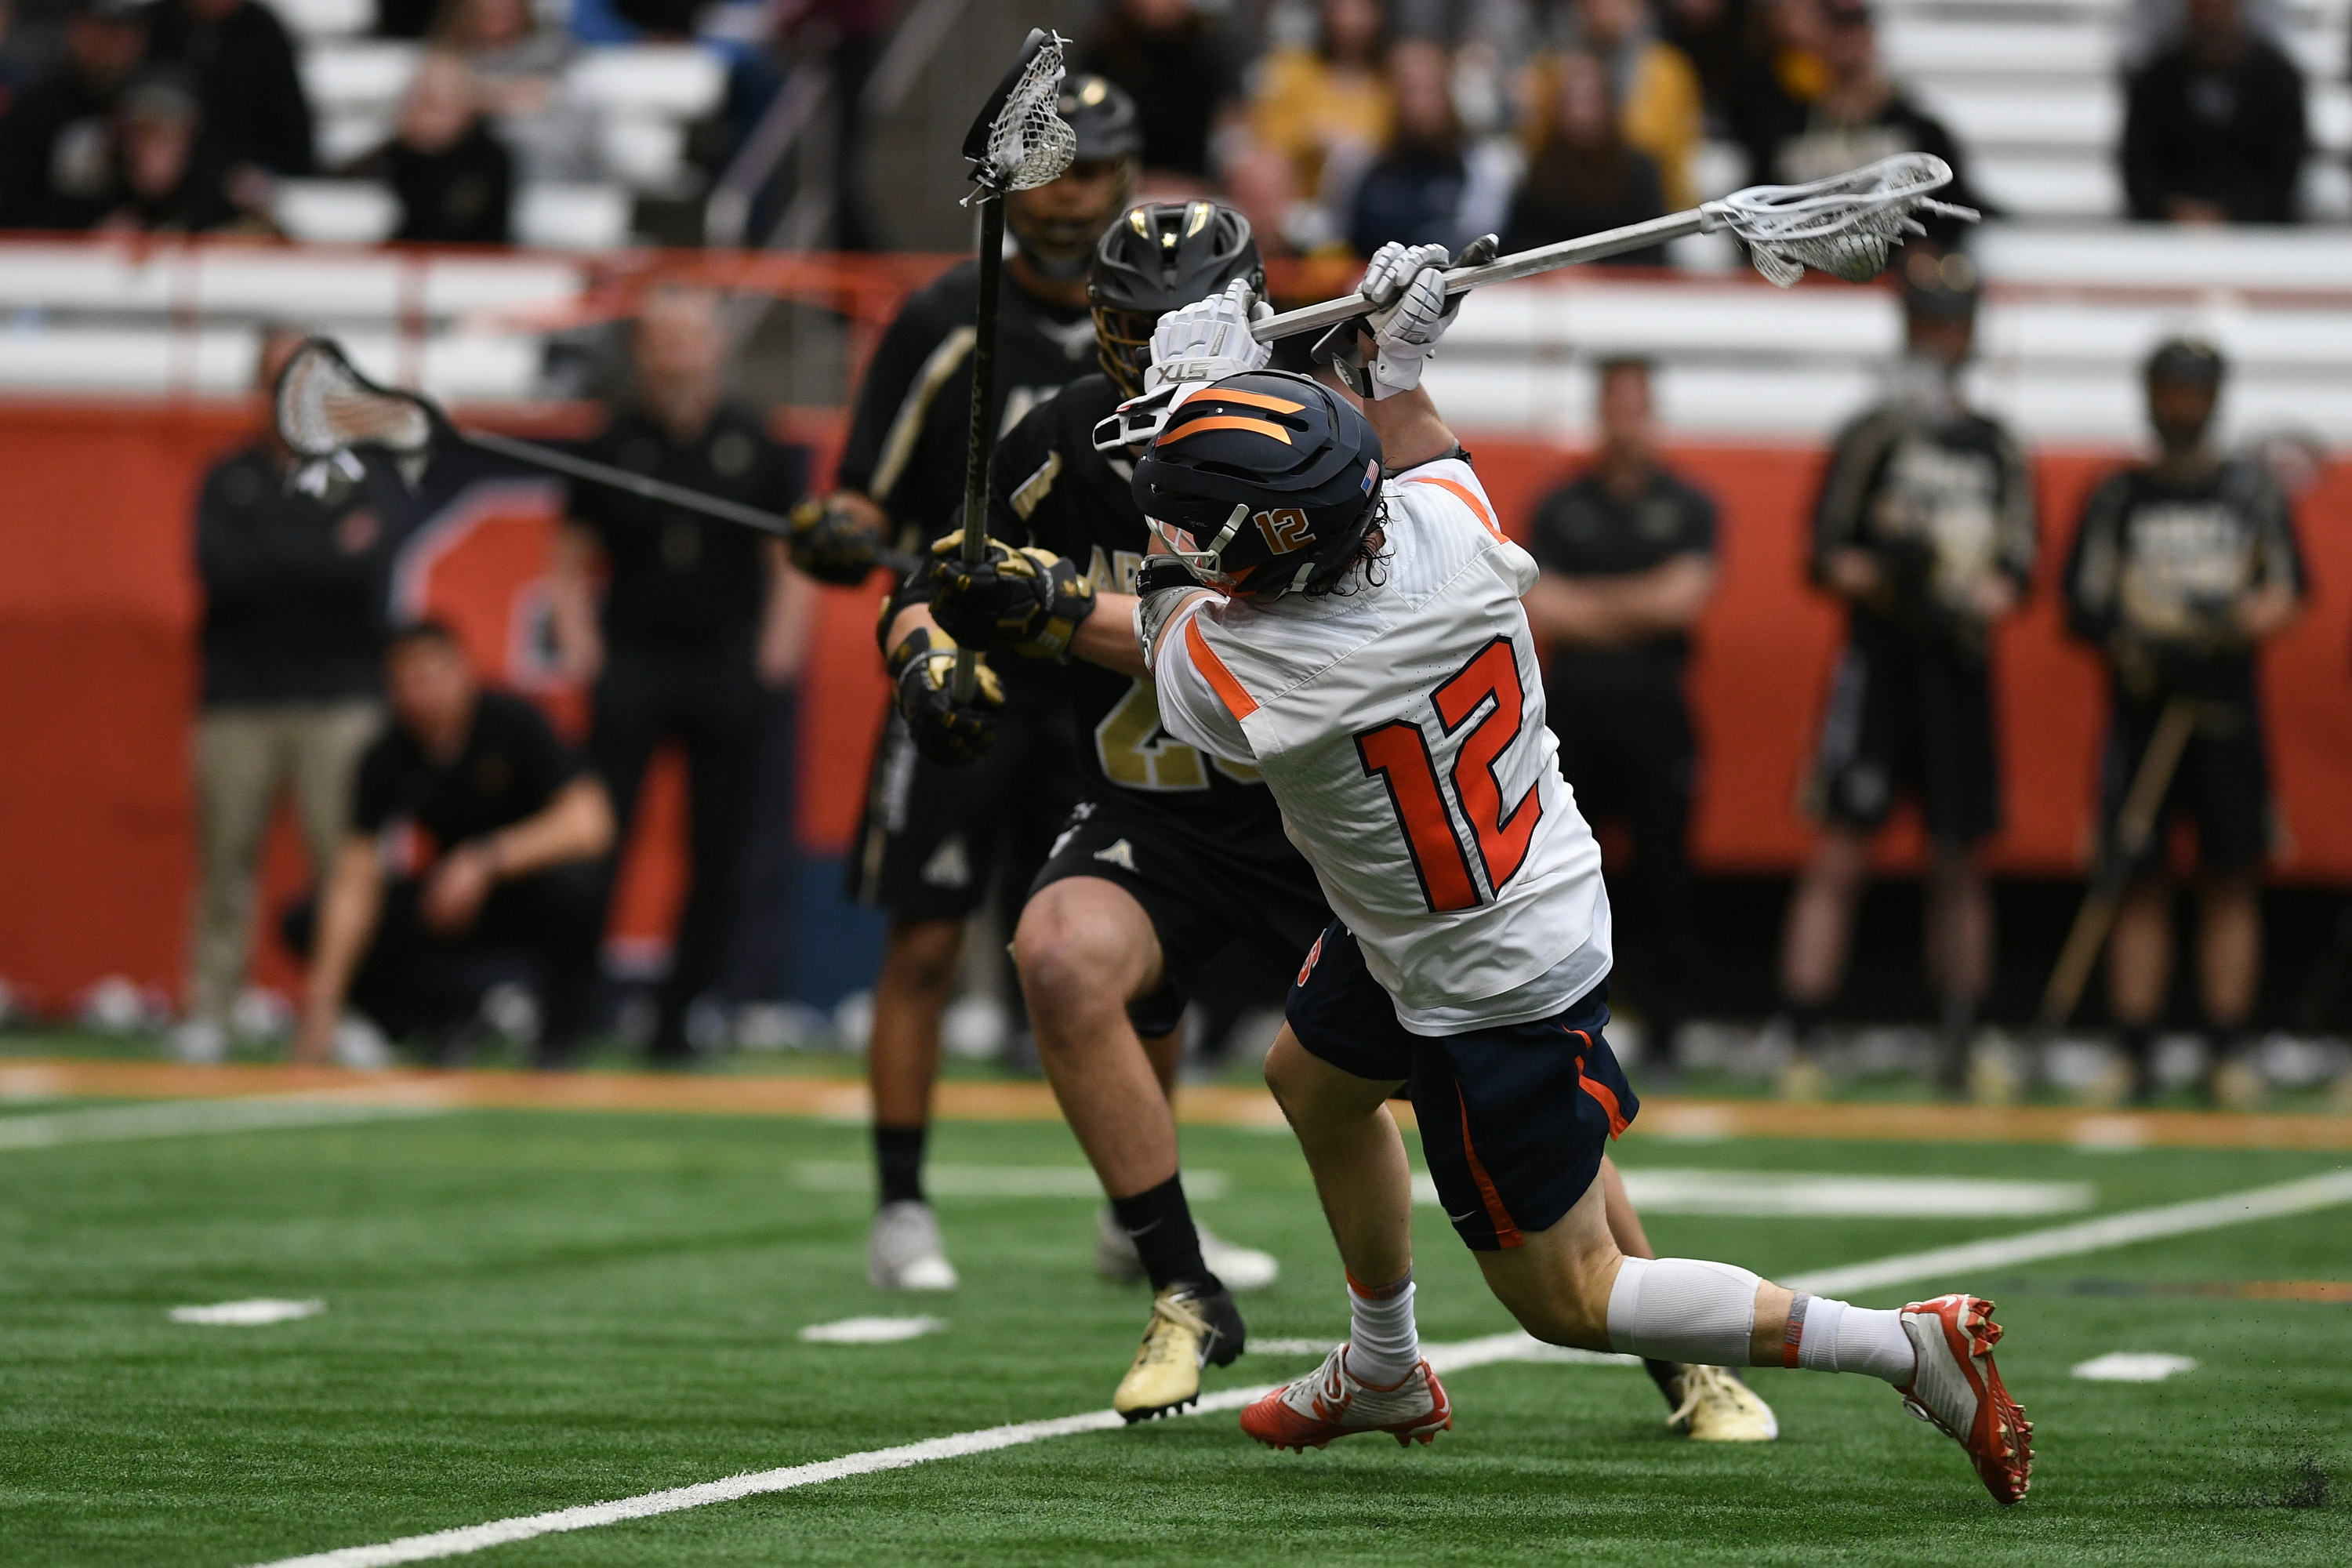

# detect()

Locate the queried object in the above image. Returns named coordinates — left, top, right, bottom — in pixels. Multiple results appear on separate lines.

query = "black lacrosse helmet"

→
left=1132, top=370, right=1385, bottom=600
left=1004, top=74, right=1141, bottom=281
left=1090, top=200, right=1265, bottom=396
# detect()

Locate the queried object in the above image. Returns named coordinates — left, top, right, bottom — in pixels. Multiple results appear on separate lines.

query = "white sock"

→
left=1789, top=1294, right=1916, bottom=1385
left=1605, top=1256, right=1761, bottom=1367
left=1344, top=1269, right=1419, bottom=1387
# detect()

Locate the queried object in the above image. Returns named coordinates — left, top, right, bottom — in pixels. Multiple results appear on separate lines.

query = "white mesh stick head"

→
left=1702, top=153, right=1977, bottom=288
left=963, top=31, right=1074, bottom=201
left=276, top=337, right=433, bottom=459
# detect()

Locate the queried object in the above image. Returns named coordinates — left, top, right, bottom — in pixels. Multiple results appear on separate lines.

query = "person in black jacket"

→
left=1773, top=253, right=2035, bottom=1095
left=548, top=284, right=812, bottom=1062
left=140, top=0, right=313, bottom=217
left=1077, top=0, right=1238, bottom=183
left=0, top=0, right=149, bottom=230
left=344, top=51, right=511, bottom=245
left=2122, top=0, right=2306, bottom=224
left=1501, top=49, right=1668, bottom=266
left=2064, top=339, right=2305, bottom=1102
left=179, top=328, right=417, bottom=1065
left=96, top=67, right=242, bottom=233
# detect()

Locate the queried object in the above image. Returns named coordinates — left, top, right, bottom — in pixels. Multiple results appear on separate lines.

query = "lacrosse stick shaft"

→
left=2036, top=698, right=2201, bottom=1029
left=1251, top=211, right=1707, bottom=343
left=460, top=430, right=918, bottom=575
left=949, top=198, right=1007, bottom=704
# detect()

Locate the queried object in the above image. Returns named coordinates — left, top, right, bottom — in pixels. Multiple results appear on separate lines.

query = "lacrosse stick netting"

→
left=965, top=33, right=1075, bottom=201
left=1705, top=152, right=1976, bottom=286
left=276, top=339, right=433, bottom=459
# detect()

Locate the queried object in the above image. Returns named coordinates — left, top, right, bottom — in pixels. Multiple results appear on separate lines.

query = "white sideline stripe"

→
left=172, top=1298, right=326, bottom=1327
left=1785, top=1169, right=2352, bottom=1297
left=2072, top=1352, right=2197, bottom=1383
left=242, top=1171, right=2352, bottom=1568
left=793, top=1162, right=1230, bottom=1200
left=0, top=1094, right=448, bottom=1151
left=797, top=1316, right=945, bottom=1345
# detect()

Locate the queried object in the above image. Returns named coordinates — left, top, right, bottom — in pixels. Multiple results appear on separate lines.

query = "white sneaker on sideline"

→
left=331, top=1018, right=394, bottom=1071
left=169, top=1018, right=228, bottom=1065
left=1093, top=1206, right=1278, bottom=1292
left=869, top=1200, right=958, bottom=1291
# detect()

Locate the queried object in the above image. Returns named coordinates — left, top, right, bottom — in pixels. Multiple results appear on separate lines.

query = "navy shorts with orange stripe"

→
left=1284, top=922, right=1637, bottom=1252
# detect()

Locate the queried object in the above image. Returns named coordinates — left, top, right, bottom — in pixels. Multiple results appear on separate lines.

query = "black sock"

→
left=1779, top=1000, right=1821, bottom=1045
left=874, top=1123, right=927, bottom=1207
left=1111, top=1173, right=1216, bottom=1293
left=2117, top=1025, right=2155, bottom=1096
left=1644, top=1357, right=1685, bottom=1408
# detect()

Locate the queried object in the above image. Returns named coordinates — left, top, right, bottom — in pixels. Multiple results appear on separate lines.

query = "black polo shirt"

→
left=1526, top=464, right=1718, bottom=688
left=353, top=690, right=586, bottom=852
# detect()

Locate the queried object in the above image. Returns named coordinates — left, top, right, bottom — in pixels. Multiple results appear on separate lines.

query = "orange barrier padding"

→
left=0, top=404, right=2345, bottom=1011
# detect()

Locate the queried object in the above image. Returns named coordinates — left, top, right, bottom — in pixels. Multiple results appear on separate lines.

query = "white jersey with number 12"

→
left=1150, top=456, right=1611, bottom=1035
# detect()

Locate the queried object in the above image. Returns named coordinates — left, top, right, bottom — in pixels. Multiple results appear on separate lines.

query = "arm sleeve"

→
left=1991, top=424, right=2038, bottom=588
left=513, top=702, right=589, bottom=810
left=256, top=14, right=317, bottom=173
left=984, top=403, right=1059, bottom=550
left=2245, top=466, right=2307, bottom=601
left=1146, top=604, right=1258, bottom=767
left=2243, top=50, right=2307, bottom=220
left=1682, top=481, right=1719, bottom=560
left=834, top=295, right=949, bottom=498
left=1809, top=415, right=1893, bottom=581
left=2063, top=473, right=2128, bottom=645
left=2120, top=66, right=2171, bottom=220
left=1523, top=488, right=1574, bottom=573
left=350, top=740, right=394, bottom=833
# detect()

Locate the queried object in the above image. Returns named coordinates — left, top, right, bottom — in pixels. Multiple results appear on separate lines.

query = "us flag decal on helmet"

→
left=1361, top=459, right=1378, bottom=494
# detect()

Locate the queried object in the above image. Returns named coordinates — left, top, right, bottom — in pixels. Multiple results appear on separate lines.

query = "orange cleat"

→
left=1240, top=1345, right=1450, bottom=1452
left=1897, top=1294, right=2034, bottom=1505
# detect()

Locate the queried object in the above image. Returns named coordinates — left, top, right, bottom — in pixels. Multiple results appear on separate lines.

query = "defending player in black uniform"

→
left=2064, top=339, right=2305, bottom=1103
left=815, top=76, right=1142, bottom=1293
left=1773, top=252, right=2035, bottom=1095
left=1523, top=358, right=1718, bottom=1080
left=919, top=204, right=1779, bottom=1437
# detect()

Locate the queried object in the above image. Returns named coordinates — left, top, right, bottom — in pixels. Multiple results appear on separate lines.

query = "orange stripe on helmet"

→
left=1199, top=387, right=1306, bottom=415
left=1161, top=414, right=1294, bottom=445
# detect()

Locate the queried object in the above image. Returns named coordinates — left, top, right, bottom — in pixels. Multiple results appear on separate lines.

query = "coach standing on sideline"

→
left=1772, top=252, right=2035, bottom=1097
left=804, top=78, right=1140, bottom=1290
left=548, top=286, right=815, bottom=1062
left=177, top=326, right=412, bottom=1065
left=2065, top=339, right=2304, bottom=1104
left=1522, top=358, right=1717, bottom=1082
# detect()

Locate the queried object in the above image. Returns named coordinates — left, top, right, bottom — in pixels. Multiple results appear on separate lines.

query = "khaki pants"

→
left=187, top=701, right=382, bottom=1026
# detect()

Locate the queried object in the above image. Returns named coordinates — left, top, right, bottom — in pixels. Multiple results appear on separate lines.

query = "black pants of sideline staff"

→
left=590, top=644, right=764, bottom=1058
left=283, top=863, right=604, bottom=1066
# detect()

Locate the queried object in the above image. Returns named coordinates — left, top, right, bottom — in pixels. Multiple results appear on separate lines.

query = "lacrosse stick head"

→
left=960, top=28, right=1075, bottom=201
left=1705, top=153, right=1977, bottom=288
left=275, top=337, right=436, bottom=462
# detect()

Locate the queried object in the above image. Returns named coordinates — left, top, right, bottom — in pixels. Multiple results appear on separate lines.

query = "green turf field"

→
left=2, top=1099, right=2346, bottom=1566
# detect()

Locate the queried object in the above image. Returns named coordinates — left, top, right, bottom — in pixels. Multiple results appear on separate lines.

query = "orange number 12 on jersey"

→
left=1353, top=637, right=1544, bottom=914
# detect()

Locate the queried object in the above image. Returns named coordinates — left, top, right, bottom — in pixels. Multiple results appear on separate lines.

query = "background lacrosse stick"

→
left=274, top=336, right=920, bottom=574
left=946, top=28, right=1076, bottom=702
left=1251, top=153, right=1978, bottom=343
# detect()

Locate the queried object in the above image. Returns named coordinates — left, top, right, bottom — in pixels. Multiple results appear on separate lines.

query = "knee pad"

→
left=1605, top=1256, right=1762, bottom=1367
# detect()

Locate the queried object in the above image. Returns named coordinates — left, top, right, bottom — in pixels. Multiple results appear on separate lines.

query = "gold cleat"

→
left=1666, top=1364, right=1780, bottom=1442
left=1113, top=1283, right=1243, bottom=1422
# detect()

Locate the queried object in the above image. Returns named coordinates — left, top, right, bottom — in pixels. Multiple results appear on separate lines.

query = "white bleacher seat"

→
left=319, top=114, right=390, bottom=169
left=0, top=245, right=176, bottom=312
left=423, top=256, right=586, bottom=315
left=599, top=116, right=688, bottom=192
left=273, top=179, right=398, bottom=244
left=0, top=327, right=259, bottom=394
left=513, top=183, right=631, bottom=249
left=300, top=40, right=420, bottom=115
left=568, top=45, right=726, bottom=119
left=1448, top=281, right=1900, bottom=360
left=1973, top=222, right=2352, bottom=290
left=1881, top=19, right=2114, bottom=76
left=1915, top=85, right=2118, bottom=153
left=274, top=0, right=372, bottom=41
left=1969, top=156, right=2123, bottom=218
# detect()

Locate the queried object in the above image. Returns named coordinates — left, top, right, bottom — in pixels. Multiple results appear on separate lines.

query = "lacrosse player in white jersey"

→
left=1120, top=242, right=2032, bottom=1504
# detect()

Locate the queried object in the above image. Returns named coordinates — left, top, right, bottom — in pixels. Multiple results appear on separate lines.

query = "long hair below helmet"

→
left=1132, top=371, right=1385, bottom=599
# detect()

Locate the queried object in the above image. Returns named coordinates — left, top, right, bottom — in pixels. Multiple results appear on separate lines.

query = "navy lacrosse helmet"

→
left=1132, top=370, right=1385, bottom=599
left=1090, top=200, right=1265, bottom=396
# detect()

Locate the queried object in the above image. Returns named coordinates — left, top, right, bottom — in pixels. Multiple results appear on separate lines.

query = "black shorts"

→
left=1031, top=797, right=1332, bottom=1037
left=1286, top=924, right=1638, bottom=1253
left=1806, top=623, right=2000, bottom=848
left=846, top=702, right=1083, bottom=921
left=2100, top=690, right=2274, bottom=877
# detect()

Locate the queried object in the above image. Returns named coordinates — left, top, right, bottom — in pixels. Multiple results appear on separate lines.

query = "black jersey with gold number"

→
left=985, top=372, right=1294, bottom=858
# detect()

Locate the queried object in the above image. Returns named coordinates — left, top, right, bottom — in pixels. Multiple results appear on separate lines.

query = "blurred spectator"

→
left=1347, top=38, right=1512, bottom=256
left=96, top=66, right=240, bottom=230
left=1658, top=0, right=1754, bottom=132
left=1568, top=0, right=1702, bottom=210
left=1521, top=358, right=1716, bottom=1078
left=345, top=52, right=513, bottom=244
left=1725, top=0, right=1828, bottom=183
left=2122, top=0, right=2305, bottom=225
left=2064, top=339, right=2305, bottom=1102
left=0, top=0, right=147, bottom=230
left=436, top=0, right=599, bottom=183
left=375, top=0, right=430, bottom=39
left=178, top=329, right=412, bottom=1065
left=549, top=285, right=813, bottom=1062
left=1245, top=0, right=1391, bottom=250
left=140, top=0, right=313, bottom=216
left=1774, top=253, right=2035, bottom=1095
left=291, top=620, right=615, bottom=1067
left=2121, top=0, right=2289, bottom=69
left=1504, top=49, right=1667, bottom=263
left=1749, top=0, right=1984, bottom=245
left=1079, top=0, right=1238, bottom=186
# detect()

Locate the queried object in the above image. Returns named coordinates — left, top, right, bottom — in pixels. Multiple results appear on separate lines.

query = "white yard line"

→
left=0, top=1093, right=450, bottom=1152
left=243, top=1167, right=2352, bottom=1568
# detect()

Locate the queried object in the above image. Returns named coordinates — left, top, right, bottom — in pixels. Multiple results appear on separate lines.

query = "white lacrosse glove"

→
left=1356, top=241, right=1459, bottom=399
left=1144, top=278, right=1273, bottom=394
